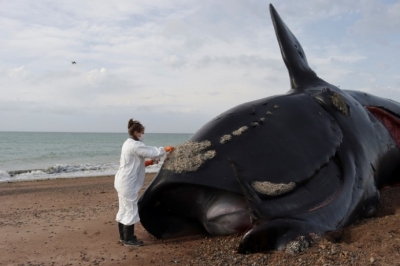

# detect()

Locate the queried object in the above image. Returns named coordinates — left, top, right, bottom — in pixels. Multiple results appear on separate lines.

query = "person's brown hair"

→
left=128, top=119, right=145, bottom=140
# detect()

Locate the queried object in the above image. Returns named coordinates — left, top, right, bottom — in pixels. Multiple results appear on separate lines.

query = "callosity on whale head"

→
left=138, top=4, right=400, bottom=253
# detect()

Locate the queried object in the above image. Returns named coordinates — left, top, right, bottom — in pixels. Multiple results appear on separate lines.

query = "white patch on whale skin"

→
left=220, top=126, right=248, bottom=145
left=162, top=140, right=216, bottom=173
left=330, top=92, right=349, bottom=116
left=232, top=126, right=248, bottom=136
left=251, top=122, right=259, bottom=127
left=220, top=134, right=232, bottom=144
left=252, top=180, right=296, bottom=196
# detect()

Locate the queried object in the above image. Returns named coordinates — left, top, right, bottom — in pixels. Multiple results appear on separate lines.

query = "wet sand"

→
left=1, top=174, right=400, bottom=265
left=0, top=174, right=200, bottom=265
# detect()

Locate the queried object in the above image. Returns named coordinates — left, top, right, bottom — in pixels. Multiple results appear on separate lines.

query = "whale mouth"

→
left=138, top=185, right=251, bottom=238
left=367, top=106, right=400, bottom=148
left=138, top=185, right=205, bottom=239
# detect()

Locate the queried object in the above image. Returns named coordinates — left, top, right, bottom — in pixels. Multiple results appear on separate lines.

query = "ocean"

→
left=0, top=132, right=192, bottom=183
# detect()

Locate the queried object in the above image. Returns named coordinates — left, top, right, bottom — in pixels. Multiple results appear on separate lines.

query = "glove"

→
left=164, top=146, right=174, bottom=152
left=145, top=160, right=154, bottom=167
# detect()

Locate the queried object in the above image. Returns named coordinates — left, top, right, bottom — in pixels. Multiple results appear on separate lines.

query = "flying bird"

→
left=71, top=61, right=76, bottom=64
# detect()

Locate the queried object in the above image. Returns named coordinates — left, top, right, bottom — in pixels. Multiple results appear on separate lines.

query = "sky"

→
left=0, top=0, right=399, bottom=133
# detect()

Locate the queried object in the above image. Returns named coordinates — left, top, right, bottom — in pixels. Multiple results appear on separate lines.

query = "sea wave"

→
left=0, top=162, right=162, bottom=183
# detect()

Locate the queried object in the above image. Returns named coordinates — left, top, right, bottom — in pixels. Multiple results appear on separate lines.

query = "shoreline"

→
left=1, top=174, right=400, bottom=265
left=1, top=164, right=161, bottom=183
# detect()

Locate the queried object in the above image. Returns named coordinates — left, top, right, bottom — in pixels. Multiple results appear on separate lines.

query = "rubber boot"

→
left=123, top=224, right=144, bottom=246
left=131, top=224, right=138, bottom=240
left=118, top=222, right=124, bottom=243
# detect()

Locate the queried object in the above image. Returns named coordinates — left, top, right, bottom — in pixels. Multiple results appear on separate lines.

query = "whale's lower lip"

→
left=138, top=184, right=251, bottom=238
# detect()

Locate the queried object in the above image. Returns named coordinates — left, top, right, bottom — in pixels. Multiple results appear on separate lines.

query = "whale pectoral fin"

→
left=237, top=219, right=323, bottom=254
left=269, top=4, right=323, bottom=89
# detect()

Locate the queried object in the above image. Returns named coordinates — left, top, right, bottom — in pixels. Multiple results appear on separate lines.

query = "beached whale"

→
left=138, top=4, right=400, bottom=253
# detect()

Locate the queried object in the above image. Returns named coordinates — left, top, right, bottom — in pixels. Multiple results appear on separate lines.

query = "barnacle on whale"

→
left=331, top=92, right=349, bottom=116
left=232, top=126, right=248, bottom=136
left=220, top=134, right=232, bottom=144
left=162, top=140, right=216, bottom=173
left=252, top=180, right=296, bottom=196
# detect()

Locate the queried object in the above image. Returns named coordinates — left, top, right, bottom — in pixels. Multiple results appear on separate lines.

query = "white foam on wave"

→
left=0, top=170, right=11, bottom=180
left=0, top=161, right=163, bottom=183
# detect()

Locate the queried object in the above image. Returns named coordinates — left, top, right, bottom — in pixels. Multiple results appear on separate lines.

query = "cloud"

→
left=193, top=55, right=278, bottom=69
left=349, top=1, right=400, bottom=36
left=0, top=1, right=399, bottom=133
left=163, top=55, right=187, bottom=69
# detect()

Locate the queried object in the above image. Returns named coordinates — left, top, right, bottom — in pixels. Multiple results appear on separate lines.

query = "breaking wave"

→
left=0, top=162, right=162, bottom=183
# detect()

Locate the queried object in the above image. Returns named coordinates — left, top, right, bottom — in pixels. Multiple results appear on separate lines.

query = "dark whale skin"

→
left=138, top=4, right=400, bottom=253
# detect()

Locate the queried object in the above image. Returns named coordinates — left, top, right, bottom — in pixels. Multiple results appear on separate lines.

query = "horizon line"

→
left=0, top=130, right=194, bottom=134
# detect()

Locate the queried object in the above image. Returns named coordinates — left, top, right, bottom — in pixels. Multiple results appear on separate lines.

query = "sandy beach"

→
left=1, top=173, right=400, bottom=265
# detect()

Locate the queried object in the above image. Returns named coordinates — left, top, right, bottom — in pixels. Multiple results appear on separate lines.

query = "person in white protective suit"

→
left=115, top=119, right=174, bottom=246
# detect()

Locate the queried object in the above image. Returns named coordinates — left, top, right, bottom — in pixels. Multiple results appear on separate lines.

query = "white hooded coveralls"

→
left=114, top=138, right=165, bottom=225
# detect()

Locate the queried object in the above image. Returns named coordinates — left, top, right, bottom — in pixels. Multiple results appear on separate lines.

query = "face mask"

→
left=138, top=134, right=145, bottom=141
